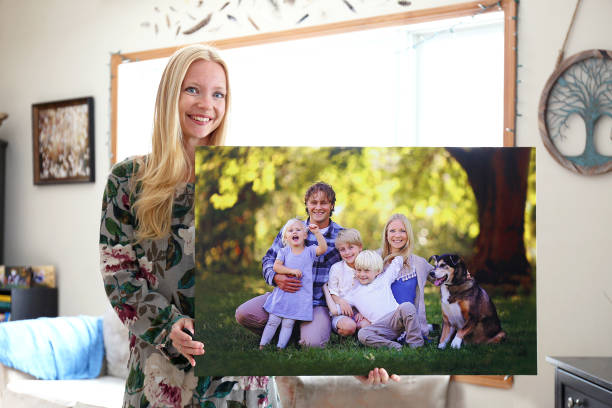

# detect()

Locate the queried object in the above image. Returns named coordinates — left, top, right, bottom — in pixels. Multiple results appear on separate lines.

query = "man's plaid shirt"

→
left=262, top=219, right=343, bottom=307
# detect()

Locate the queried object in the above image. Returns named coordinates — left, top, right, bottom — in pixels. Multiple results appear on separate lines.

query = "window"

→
left=112, top=1, right=516, bottom=163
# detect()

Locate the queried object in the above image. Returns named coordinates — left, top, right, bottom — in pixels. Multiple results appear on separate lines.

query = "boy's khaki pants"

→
left=357, top=302, right=424, bottom=350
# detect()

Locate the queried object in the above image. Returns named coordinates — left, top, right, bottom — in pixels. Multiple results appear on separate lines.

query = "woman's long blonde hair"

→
left=134, top=44, right=230, bottom=241
left=381, top=213, right=415, bottom=268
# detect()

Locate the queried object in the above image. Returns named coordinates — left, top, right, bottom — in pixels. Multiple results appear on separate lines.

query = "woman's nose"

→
left=196, top=94, right=212, bottom=108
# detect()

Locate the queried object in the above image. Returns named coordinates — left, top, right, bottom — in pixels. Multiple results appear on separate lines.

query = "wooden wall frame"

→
left=109, top=1, right=519, bottom=387
left=452, top=375, right=514, bottom=389
left=110, top=0, right=517, bottom=164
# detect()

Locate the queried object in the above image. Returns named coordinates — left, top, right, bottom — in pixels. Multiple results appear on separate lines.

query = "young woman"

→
left=380, top=213, right=434, bottom=340
left=100, top=44, right=279, bottom=408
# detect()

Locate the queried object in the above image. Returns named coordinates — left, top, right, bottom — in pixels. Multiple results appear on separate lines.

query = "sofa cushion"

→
left=102, top=308, right=130, bottom=379
left=276, top=375, right=450, bottom=408
left=3, top=376, right=125, bottom=408
left=0, top=316, right=104, bottom=380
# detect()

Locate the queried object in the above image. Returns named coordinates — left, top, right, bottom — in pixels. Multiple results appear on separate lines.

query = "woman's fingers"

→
left=355, top=368, right=401, bottom=386
left=170, top=318, right=205, bottom=366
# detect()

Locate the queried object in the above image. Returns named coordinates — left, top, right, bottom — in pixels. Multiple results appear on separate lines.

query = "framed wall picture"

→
left=32, top=97, right=95, bottom=184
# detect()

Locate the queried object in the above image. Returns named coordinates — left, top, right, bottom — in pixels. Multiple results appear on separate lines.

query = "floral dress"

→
left=100, top=157, right=280, bottom=408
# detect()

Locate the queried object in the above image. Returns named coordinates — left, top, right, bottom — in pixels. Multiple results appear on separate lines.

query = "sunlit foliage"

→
left=195, top=147, right=489, bottom=275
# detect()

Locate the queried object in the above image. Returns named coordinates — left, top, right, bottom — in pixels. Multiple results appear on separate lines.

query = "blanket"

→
left=0, top=315, right=104, bottom=380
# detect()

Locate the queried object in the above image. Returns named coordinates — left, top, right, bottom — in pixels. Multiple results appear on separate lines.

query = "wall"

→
left=0, top=0, right=610, bottom=407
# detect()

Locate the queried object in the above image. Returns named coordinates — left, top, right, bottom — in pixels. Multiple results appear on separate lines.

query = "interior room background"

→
left=0, top=0, right=610, bottom=407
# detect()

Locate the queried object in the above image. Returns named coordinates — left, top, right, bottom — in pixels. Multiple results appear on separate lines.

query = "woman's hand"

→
left=355, top=368, right=400, bottom=386
left=169, top=318, right=205, bottom=366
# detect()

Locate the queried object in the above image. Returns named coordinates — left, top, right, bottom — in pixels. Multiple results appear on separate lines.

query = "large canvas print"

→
left=194, top=146, right=536, bottom=376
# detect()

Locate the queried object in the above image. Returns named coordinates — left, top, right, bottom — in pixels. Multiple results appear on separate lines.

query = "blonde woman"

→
left=379, top=213, right=434, bottom=340
left=99, top=45, right=279, bottom=408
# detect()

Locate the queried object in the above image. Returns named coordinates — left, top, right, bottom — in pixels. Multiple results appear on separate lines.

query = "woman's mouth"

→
left=189, top=114, right=211, bottom=124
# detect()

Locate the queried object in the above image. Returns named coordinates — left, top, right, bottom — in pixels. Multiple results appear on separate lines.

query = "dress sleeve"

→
left=262, top=229, right=284, bottom=286
left=99, top=163, right=188, bottom=352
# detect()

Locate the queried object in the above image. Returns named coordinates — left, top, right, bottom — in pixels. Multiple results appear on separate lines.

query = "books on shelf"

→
left=0, top=312, right=10, bottom=322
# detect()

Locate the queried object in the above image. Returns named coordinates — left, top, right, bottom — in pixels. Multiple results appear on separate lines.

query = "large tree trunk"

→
left=446, top=148, right=532, bottom=292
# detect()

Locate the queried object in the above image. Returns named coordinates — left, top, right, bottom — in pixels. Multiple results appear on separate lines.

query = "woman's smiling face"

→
left=386, top=219, right=408, bottom=252
left=178, top=59, right=227, bottom=149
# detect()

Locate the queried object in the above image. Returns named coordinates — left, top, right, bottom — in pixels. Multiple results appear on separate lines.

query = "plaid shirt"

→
left=262, top=218, right=343, bottom=307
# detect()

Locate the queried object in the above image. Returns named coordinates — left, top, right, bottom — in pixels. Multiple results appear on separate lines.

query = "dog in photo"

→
left=428, top=254, right=506, bottom=349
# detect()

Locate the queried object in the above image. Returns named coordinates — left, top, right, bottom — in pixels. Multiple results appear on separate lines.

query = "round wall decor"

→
left=538, top=49, right=612, bottom=175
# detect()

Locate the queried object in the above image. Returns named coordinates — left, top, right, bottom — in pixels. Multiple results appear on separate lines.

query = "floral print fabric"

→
left=100, top=157, right=280, bottom=408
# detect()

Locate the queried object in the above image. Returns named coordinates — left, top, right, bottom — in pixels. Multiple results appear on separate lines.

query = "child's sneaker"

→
left=396, top=331, right=407, bottom=344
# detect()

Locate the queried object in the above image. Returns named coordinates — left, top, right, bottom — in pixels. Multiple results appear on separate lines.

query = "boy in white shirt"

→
left=345, top=250, right=424, bottom=350
left=322, top=228, right=364, bottom=337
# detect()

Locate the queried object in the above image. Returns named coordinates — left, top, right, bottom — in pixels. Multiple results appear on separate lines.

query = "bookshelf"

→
left=0, top=287, right=58, bottom=321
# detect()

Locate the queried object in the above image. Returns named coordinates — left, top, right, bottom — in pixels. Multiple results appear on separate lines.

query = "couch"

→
left=0, top=309, right=128, bottom=408
left=0, top=309, right=457, bottom=408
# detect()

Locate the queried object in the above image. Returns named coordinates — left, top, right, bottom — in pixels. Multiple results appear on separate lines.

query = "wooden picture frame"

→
left=32, top=97, right=95, bottom=184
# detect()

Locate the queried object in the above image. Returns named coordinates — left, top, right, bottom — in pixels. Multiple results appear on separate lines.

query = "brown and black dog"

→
left=428, top=254, right=506, bottom=349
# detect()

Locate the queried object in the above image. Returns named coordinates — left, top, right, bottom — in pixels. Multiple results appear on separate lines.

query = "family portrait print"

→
left=194, top=146, right=536, bottom=376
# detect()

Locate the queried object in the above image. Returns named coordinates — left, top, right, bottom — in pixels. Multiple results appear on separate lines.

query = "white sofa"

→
left=0, top=309, right=128, bottom=408
left=0, top=310, right=499, bottom=408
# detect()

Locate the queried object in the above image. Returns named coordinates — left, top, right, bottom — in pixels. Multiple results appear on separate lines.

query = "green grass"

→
left=194, top=273, right=536, bottom=376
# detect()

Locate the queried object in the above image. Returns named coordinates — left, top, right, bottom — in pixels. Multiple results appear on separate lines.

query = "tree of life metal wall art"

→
left=539, top=49, right=612, bottom=175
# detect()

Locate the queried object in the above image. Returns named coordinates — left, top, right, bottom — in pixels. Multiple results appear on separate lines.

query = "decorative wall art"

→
left=539, top=49, right=612, bottom=175
left=32, top=97, right=95, bottom=184
left=193, top=146, right=537, bottom=376
left=138, top=0, right=414, bottom=38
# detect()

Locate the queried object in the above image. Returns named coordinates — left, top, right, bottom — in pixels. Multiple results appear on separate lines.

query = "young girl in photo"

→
left=260, top=218, right=327, bottom=349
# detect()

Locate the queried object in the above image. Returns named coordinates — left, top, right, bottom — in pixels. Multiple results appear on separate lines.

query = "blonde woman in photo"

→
left=379, top=213, right=434, bottom=341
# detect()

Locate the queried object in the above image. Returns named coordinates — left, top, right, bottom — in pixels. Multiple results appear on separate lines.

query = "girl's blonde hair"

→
left=134, top=44, right=230, bottom=240
left=381, top=213, right=415, bottom=268
left=281, top=218, right=306, bottom=247
left=354, top=250, right=383, bottom=274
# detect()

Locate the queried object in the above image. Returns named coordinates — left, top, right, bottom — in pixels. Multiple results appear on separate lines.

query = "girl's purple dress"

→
left=263, top=245, right=317, bottom=321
